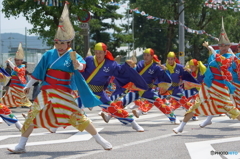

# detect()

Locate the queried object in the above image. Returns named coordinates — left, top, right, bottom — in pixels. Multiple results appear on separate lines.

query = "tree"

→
left=128, top=0, right=240, bottom=63
left=2, top=0, right=128, bottom=56
left=89, top=2, right=133, bottom=57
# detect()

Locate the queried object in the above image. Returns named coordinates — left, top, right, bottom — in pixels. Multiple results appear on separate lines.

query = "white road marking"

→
left=229, top=123, right=240, bottom=127
left=0, top=129, right=78, bottom=142
left=186, top=137, right=240, bottom=159
left=58, top=131, right=187, bottom=159
left=0, top=128, right=103, bottom=148
left=93, top=113, right=163, bottom=124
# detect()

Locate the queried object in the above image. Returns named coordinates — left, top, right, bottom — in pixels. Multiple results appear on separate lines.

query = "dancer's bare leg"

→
left=22, top=125, right=34, bottom=137
left=84, top=123, right=97, bottom=135
left=183, top=112, right=194, bottom=122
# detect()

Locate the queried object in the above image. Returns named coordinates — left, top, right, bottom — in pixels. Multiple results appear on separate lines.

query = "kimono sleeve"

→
left=31, top=52, right=49, bottom=81
left=113, top=62, right=148, bottom=90
left=76, top=54, right=86, bottom=64
left=154, top=66, right=172, bottom=89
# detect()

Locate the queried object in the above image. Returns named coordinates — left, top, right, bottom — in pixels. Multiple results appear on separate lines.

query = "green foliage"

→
left=2, top=0, right=132, bottom=57
left=130, top=0, right=240, bottom=63
left=89, top=2, right=132, bottom=57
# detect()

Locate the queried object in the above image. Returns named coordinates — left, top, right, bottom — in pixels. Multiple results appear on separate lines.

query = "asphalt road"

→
left=1, top=105, right=240, bottom=159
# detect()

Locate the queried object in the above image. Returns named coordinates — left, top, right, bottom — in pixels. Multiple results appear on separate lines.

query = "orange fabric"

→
left=107, top=102, right=129, bottom=118
left=189, top=59, right=198, bottom=66
left=105, top=50, right=114, bottom=61
left=153, top=54, right=160, bottom=63
left=13, top=66, right=26, bottom=84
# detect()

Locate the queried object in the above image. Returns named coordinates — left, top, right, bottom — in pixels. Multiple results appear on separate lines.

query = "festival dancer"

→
left=198, top=43, right=240, bottom=127
left=7, top=3, right=112, bottom=153
left=173, top=18, right=240, bottom=134
left=183, top=59, right=207, bottom=120
left=131, top=51, right=199, bottom=121
left=107, top=48, right=180, bottom=124
left=1, top=43, right=32, bottom=108
left=231, top=45, right=240, bottom=109
left=162, top=52, right=200, bottom=110
left=0, top=68, right=22, bottom=130
left=81, top=42, right=148, bottom=131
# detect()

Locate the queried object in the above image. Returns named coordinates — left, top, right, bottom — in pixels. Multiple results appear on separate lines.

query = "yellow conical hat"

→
left=15, top=43, right=24, bottom=59
left=54, top=3, right=75, bottom=42
left=218, top=17, right=231, bottom=46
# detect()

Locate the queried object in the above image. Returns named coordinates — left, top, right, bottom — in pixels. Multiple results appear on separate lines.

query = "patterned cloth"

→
left=22, top=89, right=90, bottom=133
left=232, top=82, right=240, bottom=109
left=0, top=103, right=18, bottom=125
left=188, top=81, right=239, bottom=119
left=21, top=48, right=101, bottom=133
left=1, top=85, right=31, bottom=107
left=1, top=64, right=31, bottom=107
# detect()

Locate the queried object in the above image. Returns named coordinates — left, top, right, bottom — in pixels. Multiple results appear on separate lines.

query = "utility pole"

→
left=127, top=3, right=130, bottom=58
left=25, top=27, right=28, bottom=62
left=178, top=0, right=185, bottom=65
left=132, top=11, right=134, bottom=53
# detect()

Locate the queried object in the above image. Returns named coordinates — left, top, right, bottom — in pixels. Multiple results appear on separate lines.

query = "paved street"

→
left=1, top=105, right=240, bottom=159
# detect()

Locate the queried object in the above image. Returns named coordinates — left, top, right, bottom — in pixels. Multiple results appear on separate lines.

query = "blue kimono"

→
left=204, top=50, right=235, bottom=94
left=232, top=53, right=240, bottom=84
left=120, top=60, right=172, bottom=105
left=32, top=48, right=101, bottom=108
left=81, top=56, right=148, bottom=125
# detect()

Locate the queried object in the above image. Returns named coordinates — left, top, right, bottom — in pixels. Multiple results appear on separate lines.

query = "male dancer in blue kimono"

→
left=102, top=48, right=181, bottom=124
left=81, top=42, right=148, bottom=132
left=160, top=52, right=200, bottom=117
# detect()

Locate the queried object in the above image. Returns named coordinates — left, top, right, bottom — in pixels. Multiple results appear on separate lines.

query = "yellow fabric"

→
left=139, top=60, right=153, bottom=75
left=166, top=61, right=176, bottom=74
left=69, top=112, right=91, bottom=132
left=138, top=61, right=154, bottom=96
left=198, top=61, right=207, bottom=75
left=21, top=101, right=41, bottom=134
left=188, top=60, right=206, bottom=76
left=86, top=56, right=105, bottom=83
left=94, top=43, right=104, bottom=51
left=138, top=90, right=145, bottom=97
left=189, top=60, right=194, bottom=66
left=88, top=84, right=104, bottom=92
left=167, top=52, right=175, bottom=58
left=143, top=48, right=152, bottom=54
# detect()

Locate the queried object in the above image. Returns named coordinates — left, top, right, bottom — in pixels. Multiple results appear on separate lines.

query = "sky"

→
left=0, top=2, right=129, bottom=36
left=0, top=3, right=34, bottom=36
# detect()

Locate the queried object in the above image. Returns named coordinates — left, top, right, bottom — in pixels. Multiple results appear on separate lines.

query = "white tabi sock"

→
left=16, top=137, right=28, bottom=149
left=173, top=121, right=186, bottom=133
left=131, top=120, right=144, bottom=132
left=92, top=133, right=112, bottom=150
left=179, top=121, right=186, bottom=129
left=200, top=115, right=213, bottom=128
left=15, top=121, right=23, bottom=131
